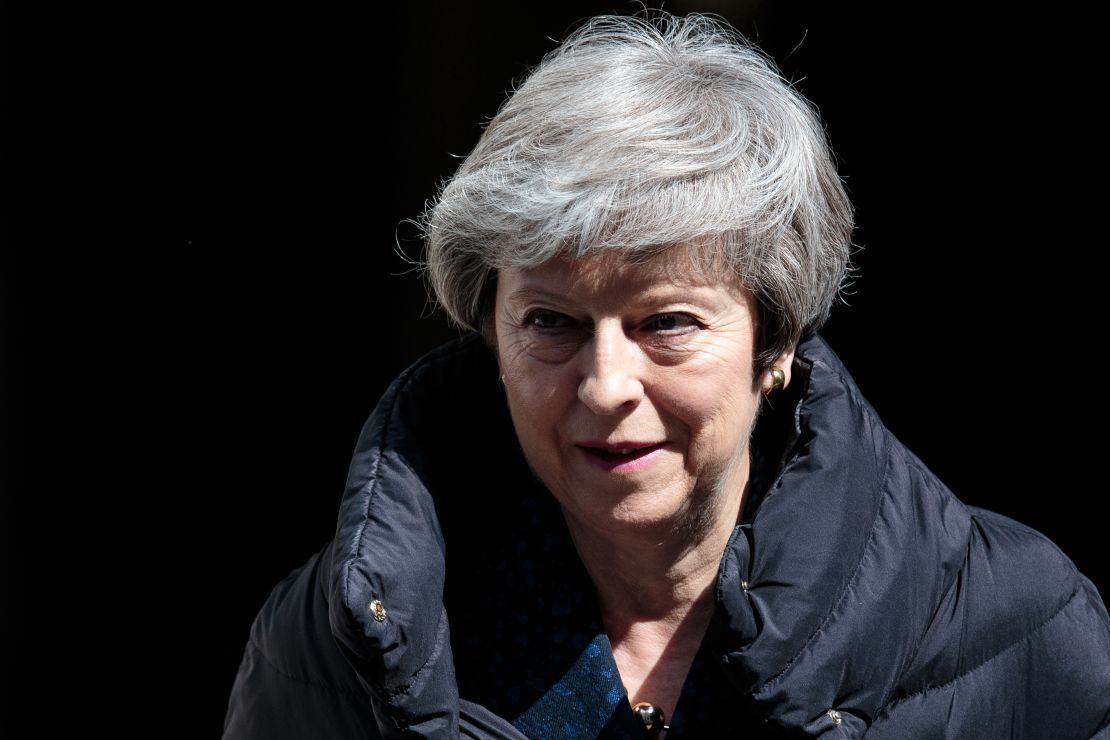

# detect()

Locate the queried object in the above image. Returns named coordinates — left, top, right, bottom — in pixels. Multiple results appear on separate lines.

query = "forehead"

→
left=499, top=244, right=745, bottom=299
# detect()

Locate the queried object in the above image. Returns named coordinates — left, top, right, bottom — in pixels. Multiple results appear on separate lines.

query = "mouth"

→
left=575, top=442, right=667, bottom=472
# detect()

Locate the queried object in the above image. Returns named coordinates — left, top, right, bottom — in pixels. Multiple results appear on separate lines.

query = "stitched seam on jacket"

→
left=753, top=360, right=896, bottom=695
left=878, top=580, right=1082, bottom=710
left=379, top=608, right=453, bottom=703
left=247, top=637, right=366, bottom=698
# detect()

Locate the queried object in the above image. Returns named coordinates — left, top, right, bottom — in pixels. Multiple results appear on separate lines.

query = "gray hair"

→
left=422, top=12, right=853, bottom=369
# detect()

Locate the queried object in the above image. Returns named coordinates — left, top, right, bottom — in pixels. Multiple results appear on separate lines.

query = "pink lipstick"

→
left=575, top=441, right=667, bottom=473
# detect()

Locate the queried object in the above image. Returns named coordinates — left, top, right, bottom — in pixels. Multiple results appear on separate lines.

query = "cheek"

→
left=503, top=367, right=571, bottom=450
left=668, top=370, right=760, bottom=451
left=506, top=367, right=563, bottom=412
left=503, top=382, right=574, bottom=495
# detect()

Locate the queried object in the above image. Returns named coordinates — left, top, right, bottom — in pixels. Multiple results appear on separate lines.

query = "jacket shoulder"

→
left=872, top=509, right=1110, bottom=738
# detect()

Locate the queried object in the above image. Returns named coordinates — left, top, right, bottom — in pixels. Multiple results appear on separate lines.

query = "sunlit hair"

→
left=422, top=12, right=853, bottom=369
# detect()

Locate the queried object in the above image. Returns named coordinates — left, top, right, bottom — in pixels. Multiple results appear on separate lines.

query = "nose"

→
left=577, top=320, right=644, bottom=415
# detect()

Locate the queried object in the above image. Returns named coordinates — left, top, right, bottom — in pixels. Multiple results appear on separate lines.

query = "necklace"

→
left=632, top=702, right=669, bottom=736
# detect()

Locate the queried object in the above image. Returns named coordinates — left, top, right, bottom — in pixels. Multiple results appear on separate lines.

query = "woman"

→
left=224, top=14, right=1110, bottom=738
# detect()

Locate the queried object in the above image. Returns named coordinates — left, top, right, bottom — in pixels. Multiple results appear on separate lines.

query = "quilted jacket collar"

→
left=325, top=333, right=971, bottom=736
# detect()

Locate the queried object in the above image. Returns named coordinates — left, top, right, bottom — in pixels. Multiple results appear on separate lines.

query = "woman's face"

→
left=494, top=246, right=785, bottom=540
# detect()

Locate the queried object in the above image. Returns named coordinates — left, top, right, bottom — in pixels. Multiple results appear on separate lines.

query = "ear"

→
left=775, top=346, right=797, bottom=389
left=761, top=346, right=797, bottom=394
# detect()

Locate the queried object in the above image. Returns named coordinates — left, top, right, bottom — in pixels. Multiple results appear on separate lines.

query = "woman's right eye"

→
left=524, top=309, right=574, bottom=331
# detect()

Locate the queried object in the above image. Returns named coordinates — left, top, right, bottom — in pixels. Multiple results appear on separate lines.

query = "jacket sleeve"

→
left=223, top=548, right=382, bottom=740
left=223, top=636, right=382, bottom=740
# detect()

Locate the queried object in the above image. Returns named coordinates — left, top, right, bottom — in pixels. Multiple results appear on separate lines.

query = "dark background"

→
left=5, top=1, right=1095, bottom=736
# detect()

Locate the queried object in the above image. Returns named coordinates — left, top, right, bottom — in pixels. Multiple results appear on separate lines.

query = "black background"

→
left=5, top=2, right=1096, bottom=736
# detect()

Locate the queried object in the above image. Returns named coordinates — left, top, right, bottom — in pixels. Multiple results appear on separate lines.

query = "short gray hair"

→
left=422, top=12, right=853, bottom=369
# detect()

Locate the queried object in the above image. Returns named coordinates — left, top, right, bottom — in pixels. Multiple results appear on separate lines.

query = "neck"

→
left=571, top=524, right=731, bottom=624
left=566, top=450, right=748, bottom=623
left=562, top=451, right=749, bottom=719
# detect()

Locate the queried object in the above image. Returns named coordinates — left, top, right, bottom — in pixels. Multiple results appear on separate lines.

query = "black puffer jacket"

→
left=224, top=334, right=1110, bottom=738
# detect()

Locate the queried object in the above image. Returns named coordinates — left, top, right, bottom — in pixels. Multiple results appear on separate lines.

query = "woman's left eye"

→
left=644, top=313, right=699, bottom=333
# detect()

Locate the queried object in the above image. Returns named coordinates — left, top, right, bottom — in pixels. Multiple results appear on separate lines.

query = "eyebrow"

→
left=503, top=286, right=571, bottom=306
left=505, top=282, right=728, bottom=310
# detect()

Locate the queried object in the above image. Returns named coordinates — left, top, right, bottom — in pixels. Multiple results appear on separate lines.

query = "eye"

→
left=524, top=309, right=576, bottom=331
left=643, top=313, right=700, bottom=333
left=517, top=308, right=585, bottom=363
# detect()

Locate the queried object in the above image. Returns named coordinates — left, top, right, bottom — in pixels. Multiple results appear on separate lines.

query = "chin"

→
left=562, top=487, right=700, bottom=536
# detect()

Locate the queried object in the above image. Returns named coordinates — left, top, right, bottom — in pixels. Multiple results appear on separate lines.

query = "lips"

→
left=575, top=441, right=667, bottom=472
